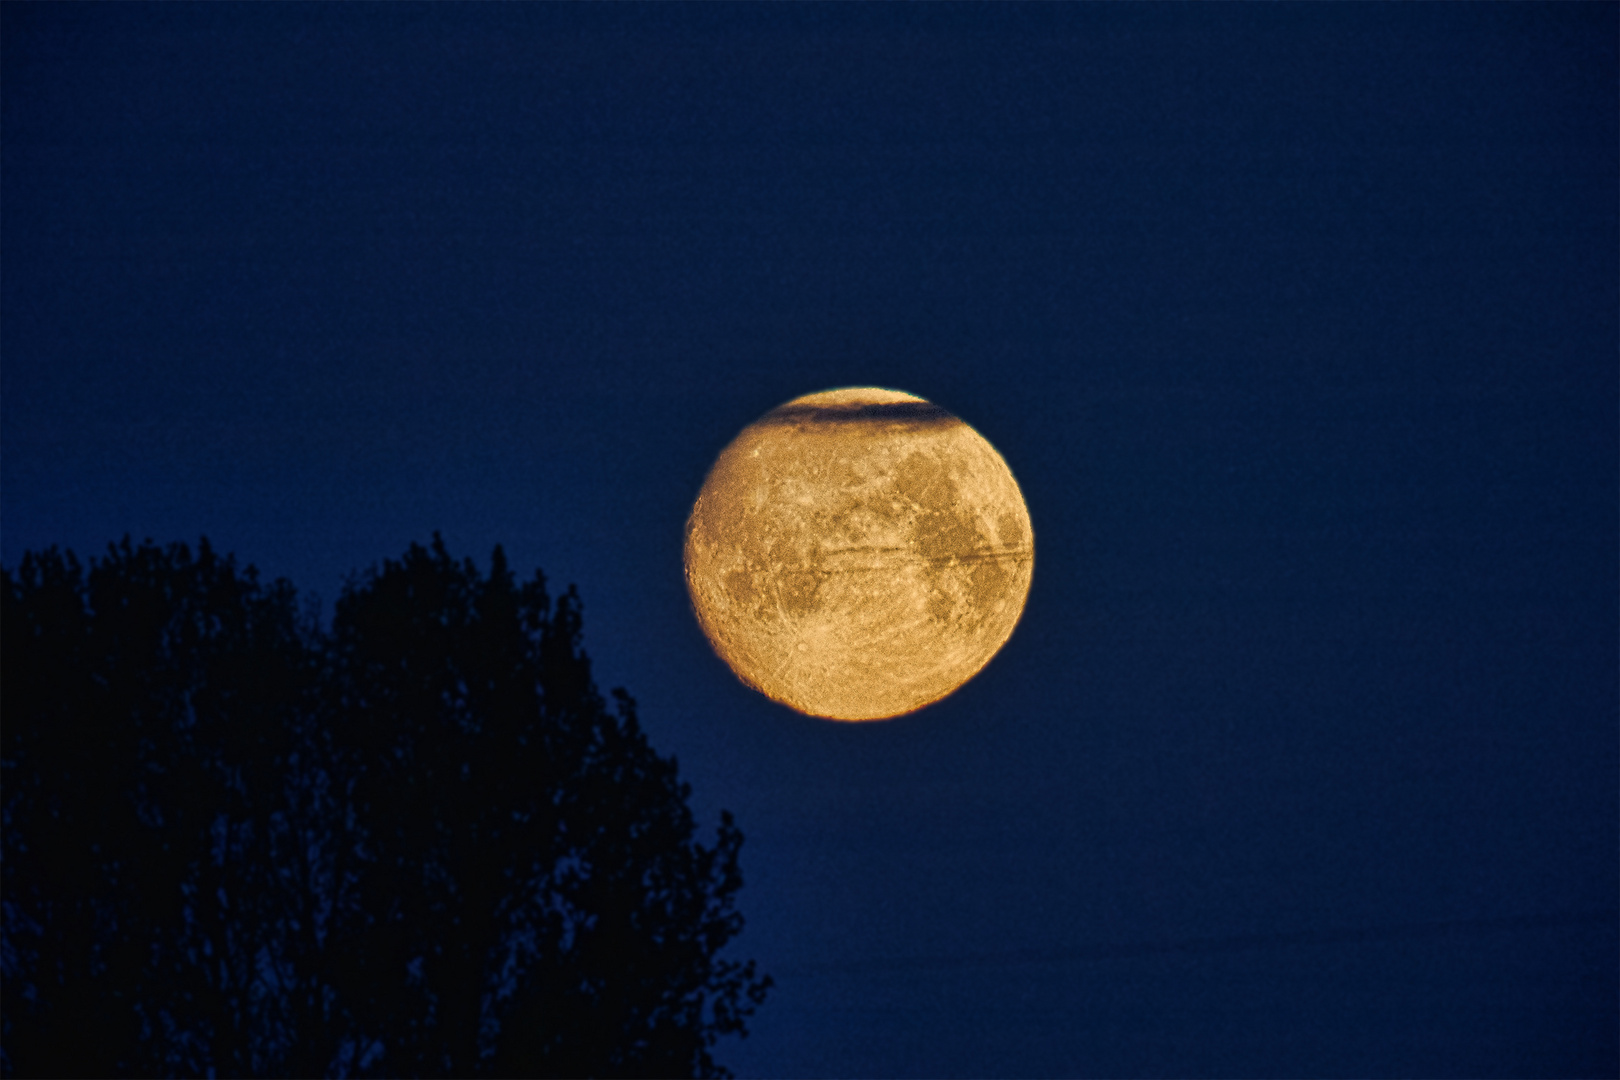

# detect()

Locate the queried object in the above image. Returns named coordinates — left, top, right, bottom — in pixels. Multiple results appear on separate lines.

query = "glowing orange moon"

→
left=683, top=387, right=1034, bottom=721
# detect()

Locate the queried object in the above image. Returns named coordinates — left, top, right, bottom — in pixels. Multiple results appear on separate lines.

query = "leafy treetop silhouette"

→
left=2, top=536, right=770, bottom=1078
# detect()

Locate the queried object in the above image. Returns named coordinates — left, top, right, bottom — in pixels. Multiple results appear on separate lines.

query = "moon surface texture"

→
left=684, top=387, right=1034, bottom=721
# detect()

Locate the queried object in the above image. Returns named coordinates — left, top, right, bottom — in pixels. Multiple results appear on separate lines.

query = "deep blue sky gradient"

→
left=4, top=5, right=1616, bottom=1076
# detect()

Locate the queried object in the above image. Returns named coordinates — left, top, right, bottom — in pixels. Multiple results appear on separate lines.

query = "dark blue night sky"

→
left=4, top=5, right=1615, bottom=1076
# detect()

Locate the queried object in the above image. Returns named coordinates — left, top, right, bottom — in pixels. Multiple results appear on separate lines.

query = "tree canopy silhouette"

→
left=2, top=536, right=770, bottom=1078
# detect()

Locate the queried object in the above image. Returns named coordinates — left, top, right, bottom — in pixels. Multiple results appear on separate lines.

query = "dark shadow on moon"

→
left=760, top=401, right=963, bottom=427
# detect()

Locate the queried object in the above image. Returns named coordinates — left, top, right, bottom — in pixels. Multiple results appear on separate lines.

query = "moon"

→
left=684, top=387, right=1034, bottom=721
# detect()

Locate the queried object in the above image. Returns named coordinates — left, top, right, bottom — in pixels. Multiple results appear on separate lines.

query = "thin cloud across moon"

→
left=684, top=387, right=1034, bottom=721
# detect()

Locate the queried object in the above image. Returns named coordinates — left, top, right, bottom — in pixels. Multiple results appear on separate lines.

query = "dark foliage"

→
left=1, top=537, right=769, bottom=1077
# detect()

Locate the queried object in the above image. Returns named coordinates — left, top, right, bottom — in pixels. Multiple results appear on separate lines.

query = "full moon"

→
left=684, top=387, right=1034, bottom=721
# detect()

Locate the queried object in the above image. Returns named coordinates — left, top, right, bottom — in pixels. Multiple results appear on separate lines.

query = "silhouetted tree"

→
left=2, top=539, right=321, bottom=1076
left=2, top=536, right=769, bottom=1078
